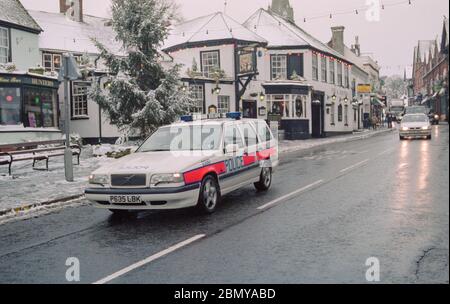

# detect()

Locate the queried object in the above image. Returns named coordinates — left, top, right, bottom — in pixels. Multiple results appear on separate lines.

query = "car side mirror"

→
left=225, top=144, right=239, bottom=154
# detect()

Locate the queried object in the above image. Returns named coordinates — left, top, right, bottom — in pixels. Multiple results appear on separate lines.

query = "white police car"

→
left=85, top=113, right=278, bottom=215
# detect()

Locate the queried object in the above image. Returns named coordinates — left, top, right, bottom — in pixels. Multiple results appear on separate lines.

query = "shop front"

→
left=262, top=82, right=312, bottom=140
left=0, top=72, right=61, bottom=144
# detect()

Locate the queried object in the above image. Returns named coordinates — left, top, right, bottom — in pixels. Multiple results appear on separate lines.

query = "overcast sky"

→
left=20, top=0, right=449, bottom=77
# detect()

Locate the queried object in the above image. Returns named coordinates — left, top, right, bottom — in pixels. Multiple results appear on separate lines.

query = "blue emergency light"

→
left=226, top=112, right=242, bottom=120
left=180, top=115, right=193, bottom=122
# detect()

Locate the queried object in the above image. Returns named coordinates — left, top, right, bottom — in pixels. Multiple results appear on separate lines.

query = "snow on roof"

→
left=163, top=12, right=267, bottom=51
left=0, top=0, right=42, bottom=32
left=28, top=10, right=123, bottom=56
left=244, top=9, right=347, bottom=62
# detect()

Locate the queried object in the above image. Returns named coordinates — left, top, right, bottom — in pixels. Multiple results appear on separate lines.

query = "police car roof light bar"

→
left=226, top=112, right=242, bottom=120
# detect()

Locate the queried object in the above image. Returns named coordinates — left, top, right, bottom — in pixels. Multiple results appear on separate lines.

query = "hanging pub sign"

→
left=238, top=50, right=256, bottom=74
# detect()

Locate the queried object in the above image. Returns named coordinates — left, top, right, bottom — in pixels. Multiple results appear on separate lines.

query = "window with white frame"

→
left=201, top=51, right=220, bottom=78
left=312, top=53, right=319, bottom=81
left=344, top=65, right=350, bottom=88
left=329, top=60, right=335, bottom=84
left=189, top=84, right=204, bottom=114
left=43, top=53, right=62, bottom=72
left=321, top=56, right=327, bottom=82
left=337, top=62, right=343, bottom=86
left=217, top=95, right=230, bottom=113
left=0, top=27, right=9, bottom=64
left=271, top=54, right=287, bottom=80
left=71, top=81, right=90, bottom=117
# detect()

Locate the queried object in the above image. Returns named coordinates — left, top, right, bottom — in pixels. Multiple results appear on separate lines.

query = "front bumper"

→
left=85, top=184, right=200, bottom=210
left=399, top=129, right=432, bottom=138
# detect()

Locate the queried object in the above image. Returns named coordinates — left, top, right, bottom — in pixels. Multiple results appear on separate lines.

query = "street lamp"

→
left=212, top=85, right=221, bottom=95
left=331, top=94, right=337, bottom=101
left=259, top=92, right=266, bottom=101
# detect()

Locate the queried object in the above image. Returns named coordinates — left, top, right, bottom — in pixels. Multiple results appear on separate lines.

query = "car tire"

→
left=196, top=175, right=221, bottom=214
left=427, top=135, right=432, bottom=140
left=254, top=167, right=272, bottom=191
left=399, top=136, right=405, bottom=140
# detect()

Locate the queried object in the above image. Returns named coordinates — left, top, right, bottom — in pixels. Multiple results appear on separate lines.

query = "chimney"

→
left=61, top=0, right=84, bottom=23
left=353, top=36, right=361, bottom=56
left=330, top=26, right=345, bottom=55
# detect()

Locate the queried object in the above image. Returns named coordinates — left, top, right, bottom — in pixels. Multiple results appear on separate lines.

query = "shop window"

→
left=338, top=104, right=343, bottom=122
left=43, top=53, right=62, bottom=72
left=0, top=87, right=21, bottom=125
left=271, top=55, right=287, bottom=80
left=42, top=89, right=57, bottom=127
left=321, top=56, right=327, bottom=82
left=72, top=82, right=90, bottom=118
left=217, top=95, right=230, bottom=114
left=0, top=27, right=9, bottom=64
left=24, top=88, right=43, bottom=127
left=201, top=51, right=220, bottom=78
left=189, top=84, right=204, bottom=114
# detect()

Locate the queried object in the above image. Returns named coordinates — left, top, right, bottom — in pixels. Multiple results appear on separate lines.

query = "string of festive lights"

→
left=167, top=0, right=420, bottom=37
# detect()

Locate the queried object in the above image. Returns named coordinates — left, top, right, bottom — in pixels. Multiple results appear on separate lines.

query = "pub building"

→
left=0, top=72, right=61, bottom=144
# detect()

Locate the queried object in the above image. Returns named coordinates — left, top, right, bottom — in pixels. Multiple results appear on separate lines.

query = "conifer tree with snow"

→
left=90, top=0, right=191, bottom=137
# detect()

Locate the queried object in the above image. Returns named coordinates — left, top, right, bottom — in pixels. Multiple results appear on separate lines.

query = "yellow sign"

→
left=357, top=84, right=372, bottom=93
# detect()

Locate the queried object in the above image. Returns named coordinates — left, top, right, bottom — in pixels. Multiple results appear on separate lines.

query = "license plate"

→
left=109, top=195, right=141, bottom=204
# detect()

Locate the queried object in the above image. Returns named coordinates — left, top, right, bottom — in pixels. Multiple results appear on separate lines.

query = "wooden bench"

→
left=0, top=140, right=81, bottom=176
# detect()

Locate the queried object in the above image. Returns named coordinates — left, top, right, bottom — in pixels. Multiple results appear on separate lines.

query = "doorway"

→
left=311, top=92, right=324, bottom=138
left=243, top=100, right=257, bottom=118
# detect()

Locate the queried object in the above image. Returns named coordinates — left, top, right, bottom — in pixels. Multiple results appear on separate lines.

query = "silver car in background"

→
left=399, top=114, right=432, bottom=140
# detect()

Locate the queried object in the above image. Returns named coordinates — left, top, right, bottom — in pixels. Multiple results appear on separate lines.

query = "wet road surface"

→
left=0, top=125, right=448, bottom=283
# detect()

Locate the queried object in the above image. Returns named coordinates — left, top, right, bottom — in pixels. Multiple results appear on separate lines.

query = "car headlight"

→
left=89, top=174, right=110, bottom=185
left=422, top=126, right=431, bottom=130
left=401, top=127, right=409, bottom=131
left=150, top=173, right=184, bottom=186
left=434, top=115, right=439, bottom=120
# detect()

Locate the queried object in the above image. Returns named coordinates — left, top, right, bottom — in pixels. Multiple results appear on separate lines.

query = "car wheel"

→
left=254, top=167, right=272, bottom=191
left=196, top=175, right=220, bottom=214
left=399, top=136, right=405, bottom=140
left=427, top=135, right=432, bottom=140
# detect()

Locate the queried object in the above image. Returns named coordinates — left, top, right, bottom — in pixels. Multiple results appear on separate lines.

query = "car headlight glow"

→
left=151, top=173, right=184, bottom=186
left=89, top=174, right=110, bottom=185
left=422, top=126, right=431, bottom=130
left=401, top=127, right=409, bottom=131
left=434, top=115, right=439, bottom=120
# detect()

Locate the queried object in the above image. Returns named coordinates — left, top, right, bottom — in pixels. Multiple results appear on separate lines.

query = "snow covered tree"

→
left=90, top=0, right=191, bottom=137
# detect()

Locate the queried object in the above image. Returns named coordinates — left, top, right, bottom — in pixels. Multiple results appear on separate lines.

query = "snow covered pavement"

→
left=0, top=128, right=394, bottom=217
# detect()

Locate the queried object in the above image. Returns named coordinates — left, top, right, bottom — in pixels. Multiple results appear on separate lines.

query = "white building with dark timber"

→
left=28, top=0, right=125, bottom=144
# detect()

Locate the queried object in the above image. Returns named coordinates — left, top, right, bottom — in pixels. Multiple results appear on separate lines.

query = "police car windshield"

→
left=138, top=125, right=222, bottom=152
left=402, top=115, right=429, bottom=123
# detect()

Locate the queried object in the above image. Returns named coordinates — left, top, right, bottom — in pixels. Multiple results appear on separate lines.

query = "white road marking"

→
left=92, top=234, right=206, bottom=284
left=257, top=180, right=324, bottom=210
left=339, top=159, right=370, bottom=173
